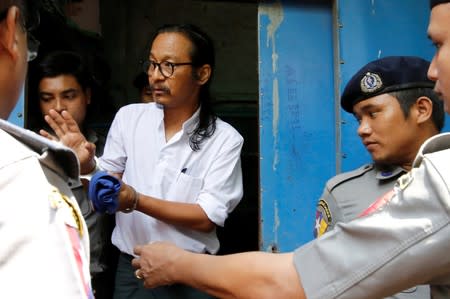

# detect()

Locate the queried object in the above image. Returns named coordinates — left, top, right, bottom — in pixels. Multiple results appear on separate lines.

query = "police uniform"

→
left=312, top=56, right=440, bottom=298
left=314, top=164, right=406, bottom=238
left=0, top=119, right=92, bottom=298
left=295, top=132, right=450, bottom=299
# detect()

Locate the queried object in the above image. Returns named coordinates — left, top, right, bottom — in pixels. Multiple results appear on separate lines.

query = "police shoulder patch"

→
left=314, top=199, right=332, bottom=238
left=48, top=187, right=84, bottom=237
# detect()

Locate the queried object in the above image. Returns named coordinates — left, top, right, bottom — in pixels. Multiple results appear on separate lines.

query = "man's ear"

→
left=0, top=6, right=21, bottom=61
left=414, top=96, right=433, bottom=124
left=195, top=64, right=211, bottom=86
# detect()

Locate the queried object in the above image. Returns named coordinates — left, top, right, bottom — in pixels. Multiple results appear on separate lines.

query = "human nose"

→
left=149, top=64, right=165, bottom=81
left=357, top=119, right=371, bottom=137
left=428, top=55, right=438, bottom=82
left=54, top=98, right=65, bottom=112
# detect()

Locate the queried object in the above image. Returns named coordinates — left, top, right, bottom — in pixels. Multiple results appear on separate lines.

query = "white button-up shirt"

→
left=99, top=103, right=243, bottom=255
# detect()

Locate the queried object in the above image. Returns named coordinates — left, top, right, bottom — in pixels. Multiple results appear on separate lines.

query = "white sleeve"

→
left=99, top=107, right=127, bottom=173
left=197, top=133, right=244, bottom=227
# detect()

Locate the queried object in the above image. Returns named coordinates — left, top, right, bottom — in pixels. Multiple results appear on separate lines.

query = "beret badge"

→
left=360, top=72, right=383, bottom=93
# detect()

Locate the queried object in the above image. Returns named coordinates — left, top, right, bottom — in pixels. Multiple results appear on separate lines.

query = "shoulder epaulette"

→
left=0, top=119, right=79, bottom=181
left=413, top=133, right=450, bottom=167
left=326, top=163, right=374, bottom=191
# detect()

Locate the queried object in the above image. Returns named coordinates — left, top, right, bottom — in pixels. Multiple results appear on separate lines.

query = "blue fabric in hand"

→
left=88, top=171, right=121, bottom=214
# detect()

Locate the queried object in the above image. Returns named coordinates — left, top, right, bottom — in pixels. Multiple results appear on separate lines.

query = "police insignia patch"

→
left=314, top=199, right=332, bottom=238
left=48, top=188, right=84, bottom=237
left=397, top=171, right=414, bottom=190
left=360, top=72, right=383, bottom=93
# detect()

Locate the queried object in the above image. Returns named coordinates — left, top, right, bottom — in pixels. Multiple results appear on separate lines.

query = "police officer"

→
left=315, top=56, right=444, bottom=239
left=314, top=55, right=444, bottom=299
left=0, top=1, right=92, bottom=298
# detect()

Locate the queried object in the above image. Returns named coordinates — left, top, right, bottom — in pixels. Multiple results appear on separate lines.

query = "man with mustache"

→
left=46, top=23, right=244, bottom=299
left=129, top=1, right=450, bottom=298
left=313, top=56, right=444, bottom=298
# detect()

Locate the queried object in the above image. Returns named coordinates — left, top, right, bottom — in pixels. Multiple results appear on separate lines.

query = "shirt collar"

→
left=375, top=164, right=406, bottom=180
left=182, top=106, right=201, bottom=133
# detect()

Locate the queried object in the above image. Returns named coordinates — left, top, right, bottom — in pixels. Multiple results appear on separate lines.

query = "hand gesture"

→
left=41, top=109, right=96, bottom=174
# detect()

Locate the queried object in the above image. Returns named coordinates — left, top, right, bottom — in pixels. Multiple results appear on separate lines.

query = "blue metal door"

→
left=259, top=0, right=336, bottom=251
left=259, top=0, right=444, bottom=252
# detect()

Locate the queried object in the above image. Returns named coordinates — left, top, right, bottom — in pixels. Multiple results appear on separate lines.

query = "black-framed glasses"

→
left=142, top=60, right=194, bottom=78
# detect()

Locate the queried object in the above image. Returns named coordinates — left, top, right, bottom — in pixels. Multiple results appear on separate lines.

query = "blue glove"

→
left=88, top=171, right=121, bottom=214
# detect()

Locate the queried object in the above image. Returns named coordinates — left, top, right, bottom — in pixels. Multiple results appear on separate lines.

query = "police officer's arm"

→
left=132, top=242, right=306, bottom=299
left=313, top=189, right=341, bottom=238
left=41, top=109, right=96, bottom=174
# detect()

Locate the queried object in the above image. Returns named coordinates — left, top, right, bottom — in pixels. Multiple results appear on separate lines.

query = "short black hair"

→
left=389, top=88, right=445, bottom=132
left=34, top=50, right=92, bottom=92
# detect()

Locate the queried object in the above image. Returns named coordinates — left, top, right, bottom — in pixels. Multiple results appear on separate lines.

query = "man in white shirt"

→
left=45, top=23, right=244, bottom=299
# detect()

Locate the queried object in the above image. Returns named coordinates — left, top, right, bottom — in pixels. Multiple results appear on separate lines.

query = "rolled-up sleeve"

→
left=197, top=136, right=243, bottom=227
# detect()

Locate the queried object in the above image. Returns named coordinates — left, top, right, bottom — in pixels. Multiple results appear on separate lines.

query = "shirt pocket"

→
left=167, top=172, right=203, bottom=204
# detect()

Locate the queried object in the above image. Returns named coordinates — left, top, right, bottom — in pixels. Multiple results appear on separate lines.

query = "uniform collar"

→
left=375, top=164, right=406, bottom=180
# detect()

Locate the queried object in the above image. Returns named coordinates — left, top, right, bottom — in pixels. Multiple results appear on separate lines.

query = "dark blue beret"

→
left=430, top=0, right=450, bottom=8
left=340, top=56, right=434, bottom=113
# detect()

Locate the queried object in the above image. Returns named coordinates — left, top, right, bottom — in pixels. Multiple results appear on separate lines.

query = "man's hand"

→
left=117, top=182, right=138, bottom=212
left=41, top=109, right=96, bottom=174
left=132, top=242, right=183, bottom=288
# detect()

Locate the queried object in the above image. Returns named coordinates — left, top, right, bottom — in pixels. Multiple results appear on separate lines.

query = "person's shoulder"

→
left=0, top=127, right=36, bottom=167
left=411, top=133, right=450, bottom=184
left=0, top=119, right=79, bottom=181
left=325, top=163, right=374, bottom=192
left=114, top=102, right=159, bottom=122
left=414, top=132, right=450, bottom=166
left=214, top=117, right=244, bottom=142
left=118, top=102, right=153, bottom=113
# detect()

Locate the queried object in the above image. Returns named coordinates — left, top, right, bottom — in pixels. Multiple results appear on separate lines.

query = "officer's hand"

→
left=132, top=242, right=183, bottom=288
left=41, top=109, right=96, bottom=174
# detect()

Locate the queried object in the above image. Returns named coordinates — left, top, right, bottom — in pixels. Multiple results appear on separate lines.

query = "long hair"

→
left=153, top=24, right=217, bottom=151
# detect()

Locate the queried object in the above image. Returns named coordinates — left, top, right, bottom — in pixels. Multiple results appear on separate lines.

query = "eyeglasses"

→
left=142, top=60, right=194, bottom=78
